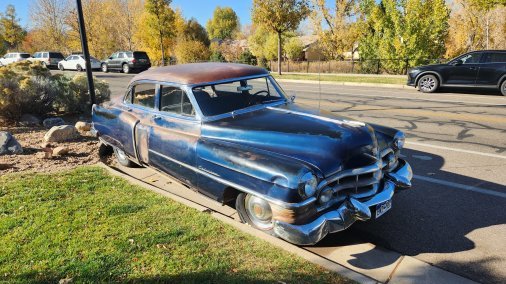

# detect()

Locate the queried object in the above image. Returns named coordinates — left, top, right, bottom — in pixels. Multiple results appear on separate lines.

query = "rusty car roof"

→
left=129, top=62, right=269, bottom=85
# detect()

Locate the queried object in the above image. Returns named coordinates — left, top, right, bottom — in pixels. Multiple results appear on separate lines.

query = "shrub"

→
left=174, top=39, right=211, bottom=64
left=0, top=61, right=110, bottom=121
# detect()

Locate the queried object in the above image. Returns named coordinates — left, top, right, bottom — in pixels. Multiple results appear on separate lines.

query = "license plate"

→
left=375, top=199, right=392, bottom=218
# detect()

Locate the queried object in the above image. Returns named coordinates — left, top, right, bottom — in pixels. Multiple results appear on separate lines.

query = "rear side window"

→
left=160, top=85, right=194, bottom=116
left=49, top=52, right=64, bottom=59
left=133, top=84, right=156, bottom=109
left=483, top=53, right=506, bottom=63
left=134, top=52, right=149, bottom=60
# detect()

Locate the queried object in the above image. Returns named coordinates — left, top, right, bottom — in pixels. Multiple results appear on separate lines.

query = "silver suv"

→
left=30, top=51, right=65, bottom=69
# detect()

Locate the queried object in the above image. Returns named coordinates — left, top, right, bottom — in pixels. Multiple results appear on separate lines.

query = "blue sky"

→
left=0, top=0, right=253, bottom=29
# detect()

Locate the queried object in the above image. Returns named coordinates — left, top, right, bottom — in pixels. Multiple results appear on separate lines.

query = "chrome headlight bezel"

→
left=298, top=172, right=318, bottom=199
left=393, top=131, right=405, bottom=150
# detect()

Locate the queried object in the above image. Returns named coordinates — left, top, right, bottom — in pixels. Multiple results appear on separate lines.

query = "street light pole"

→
left=75, top=0, right=96, bottom=106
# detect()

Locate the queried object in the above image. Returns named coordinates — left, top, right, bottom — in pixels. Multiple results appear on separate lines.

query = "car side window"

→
left=118, top=53, right=125, bottom=59
left=43, top=52, right=48, bottom=58
left=458, top=53, right=482, bottom=64
left=160, top=85, right=194, bottom=116
left=112, top=53, right=119, bottom=59
left=133, top=83, right=156, bottom=109
left=483, top=53, right=506, bottom=63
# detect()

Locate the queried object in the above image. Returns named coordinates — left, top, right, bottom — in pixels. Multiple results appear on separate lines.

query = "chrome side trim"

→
left=148, top=149, right=317, bottom=209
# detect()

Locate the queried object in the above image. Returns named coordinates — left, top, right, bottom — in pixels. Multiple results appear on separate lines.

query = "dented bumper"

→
left=273, top=160, right=413, bottom=245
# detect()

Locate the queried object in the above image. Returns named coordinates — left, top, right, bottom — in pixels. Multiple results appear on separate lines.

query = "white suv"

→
left=0, top=52, right=31, bottom=66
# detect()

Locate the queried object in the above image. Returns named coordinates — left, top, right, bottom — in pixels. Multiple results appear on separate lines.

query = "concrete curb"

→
left=99, top=163, right=479, bottom=284
left=274, top=78, right=410, bottom=90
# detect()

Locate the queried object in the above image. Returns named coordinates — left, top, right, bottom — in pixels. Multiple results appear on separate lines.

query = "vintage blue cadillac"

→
left=92, top=63, right=413, bottom=245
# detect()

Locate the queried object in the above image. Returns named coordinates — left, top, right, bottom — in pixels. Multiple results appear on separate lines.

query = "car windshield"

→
left=192, top=76, right=286, bottom=117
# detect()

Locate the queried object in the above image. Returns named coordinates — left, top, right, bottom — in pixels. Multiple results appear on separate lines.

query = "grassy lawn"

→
left=272, top=73, right=407, bottom=85
left=0, top=166, right=352, bottom=283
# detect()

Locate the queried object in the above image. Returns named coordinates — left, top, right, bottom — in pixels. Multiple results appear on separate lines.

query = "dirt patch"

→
left=0, top=119, right=102, bottom=174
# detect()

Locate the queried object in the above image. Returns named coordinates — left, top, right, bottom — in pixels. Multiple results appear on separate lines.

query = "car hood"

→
left=201, top=103, right=380, bottom=177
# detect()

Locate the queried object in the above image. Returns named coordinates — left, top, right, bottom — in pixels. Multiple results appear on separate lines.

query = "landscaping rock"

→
left=0, top=131, right=23, bottom=155
left=75, top=121, right=91, bottom=132
left=19, top=114, right=41, bottom=126
left=43, top=117, right=65, bottom=128
left=53, top=146, right=69, bottom=156
left=44, top=125, right=80, bottom=142
left=40, top=142, right=52, bottom=148
left=36, top=151, right=52, bottom=159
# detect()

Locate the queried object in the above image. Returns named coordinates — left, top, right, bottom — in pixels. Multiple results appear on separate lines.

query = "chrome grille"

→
left=329, top=168, right=382, bottom=199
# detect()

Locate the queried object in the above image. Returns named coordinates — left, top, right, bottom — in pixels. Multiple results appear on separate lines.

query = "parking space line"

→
left=413, top=174, right=506, bottom=199
left=407, top=141, right=506, bottom=160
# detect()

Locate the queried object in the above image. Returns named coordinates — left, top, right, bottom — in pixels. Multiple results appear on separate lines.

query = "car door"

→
left=476, top=52, right=506, bottom=86
left=445, top=52, right=483, bottom=85
left=110, top=52, right=120, bottom=69
left=62, top=56, right=73, bottom=69
left=145, top=84, right=200, bottom=186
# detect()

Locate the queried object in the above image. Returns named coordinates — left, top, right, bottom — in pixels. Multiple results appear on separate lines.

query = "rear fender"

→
left=92, top=104, right=138, bottom=158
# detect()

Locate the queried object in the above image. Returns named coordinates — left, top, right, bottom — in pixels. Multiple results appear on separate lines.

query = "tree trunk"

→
left=159, top=31, right=165, bottom=66
left=277, top=31, right=282, bottom=75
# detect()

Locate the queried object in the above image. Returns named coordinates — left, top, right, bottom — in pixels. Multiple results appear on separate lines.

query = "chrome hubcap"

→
left=245, top=195, right=273, bottom=230
left=419, top=77, right=436, bottom=92
left=116, top=148, right=127, bottom=161
left=123, top=65, right=128, bottom=72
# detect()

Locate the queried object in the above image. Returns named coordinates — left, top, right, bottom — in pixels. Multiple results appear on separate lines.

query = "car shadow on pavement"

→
left=436, top=87, right=503, bottom=97
left=314, top=148, right=506, bottom=283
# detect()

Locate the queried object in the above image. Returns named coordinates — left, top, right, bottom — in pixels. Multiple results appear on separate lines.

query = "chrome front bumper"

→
left=273, top=159, right=412, bottom=245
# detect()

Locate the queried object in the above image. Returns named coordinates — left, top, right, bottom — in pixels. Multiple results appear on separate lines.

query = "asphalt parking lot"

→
left=55, top=70, right=506, bottom=283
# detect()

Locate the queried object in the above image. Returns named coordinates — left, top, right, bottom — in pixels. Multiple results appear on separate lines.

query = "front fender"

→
left=196, top=138, right=316, bottom=203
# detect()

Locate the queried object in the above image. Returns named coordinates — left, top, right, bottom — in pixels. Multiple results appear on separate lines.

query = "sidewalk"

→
left=101, top=163, right=478, bottom=284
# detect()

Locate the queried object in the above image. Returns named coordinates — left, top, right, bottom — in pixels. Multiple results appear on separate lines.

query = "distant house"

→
left=298, top=35, right=360, bottom=61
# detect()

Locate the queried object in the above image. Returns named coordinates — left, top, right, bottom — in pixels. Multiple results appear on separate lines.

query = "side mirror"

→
left=290, top=95, right=296, bottom=103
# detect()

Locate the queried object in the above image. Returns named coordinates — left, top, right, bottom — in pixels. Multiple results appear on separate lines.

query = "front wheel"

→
left=236, top=193, right=274, bottom=233
left=500, top=80, right=506, bottom=96
left=417, top=74, right=439, bottom=93
left=113, top=147, right=135, bottom=167
left=58, top=64, right=64, bottom=71
left=101, top=63, right=108, bottom=73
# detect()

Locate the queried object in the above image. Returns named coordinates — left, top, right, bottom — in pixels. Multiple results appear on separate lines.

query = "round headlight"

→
left=318, top=188, right=333, bottom=204
left=299, top=172, right=318, bottom=198
left=393, top=132, right=405, bottom=150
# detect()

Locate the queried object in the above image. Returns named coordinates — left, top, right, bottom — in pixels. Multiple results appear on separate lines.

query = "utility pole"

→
left=75, top=0, right=96, bottom=106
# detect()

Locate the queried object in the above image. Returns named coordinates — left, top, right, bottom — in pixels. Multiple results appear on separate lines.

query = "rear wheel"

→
left=58, top=64, right=64, bottom=71
left=122, top=63, right=130, bottom=74
left=236, top=193, right=274, bottom=233
left=417, top=74, right=439, bottom=93
left=101, top=63, right=108, bottom=73
left=113, top=147, right=135, bottom=167
left=500, top=80, right=506, bottom=96
left=76, top=64, right=83, bottom=72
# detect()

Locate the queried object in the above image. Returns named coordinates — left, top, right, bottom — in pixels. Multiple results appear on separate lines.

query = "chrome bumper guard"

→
left=273, top=159, right=412, bottom=245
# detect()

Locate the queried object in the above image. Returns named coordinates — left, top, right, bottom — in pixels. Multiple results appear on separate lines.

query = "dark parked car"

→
left=29, top=51, right=65, bottom=69
left=408, top=50, right=506, bottom=96
left=92, top=63, right=413, bottom=245
left=101, top=51, right=151, bottom=73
